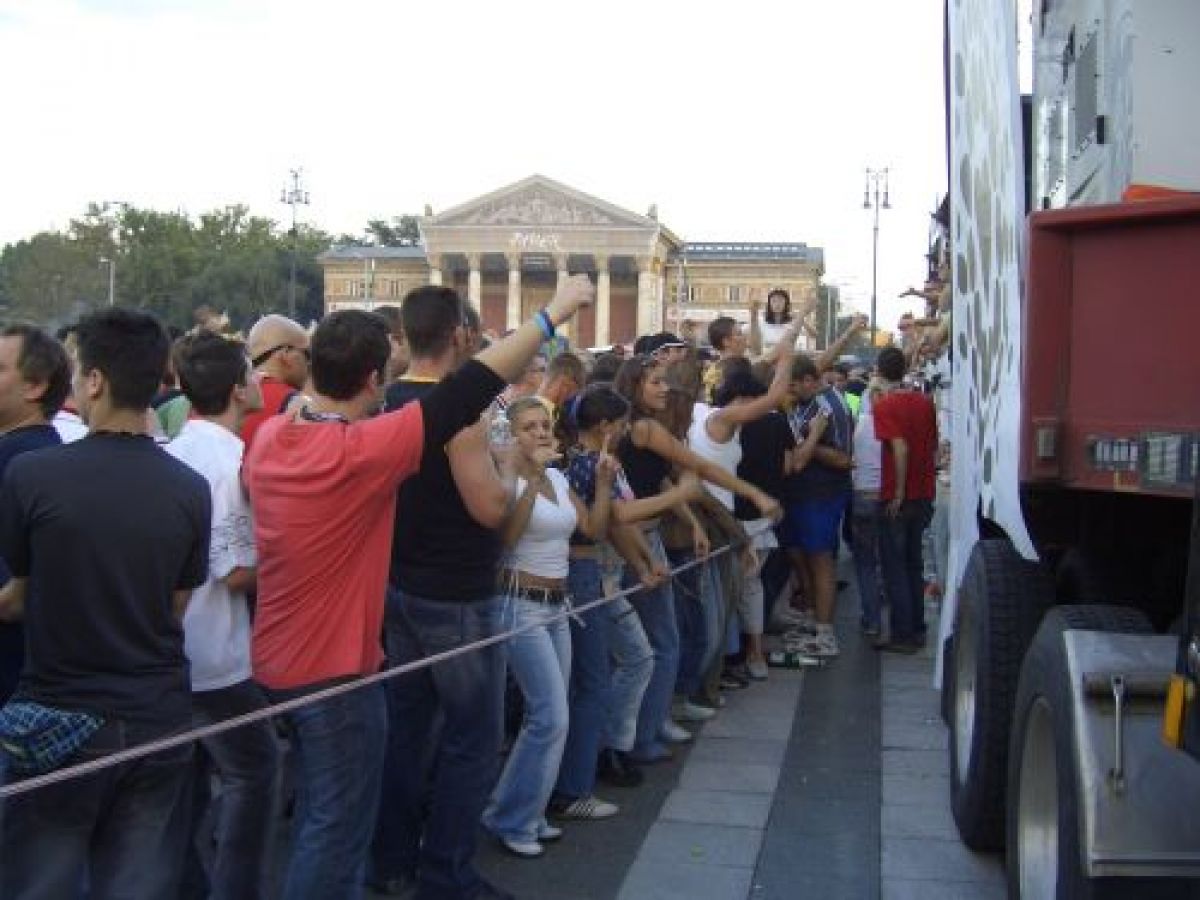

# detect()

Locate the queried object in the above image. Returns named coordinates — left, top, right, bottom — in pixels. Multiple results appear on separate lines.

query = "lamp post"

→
left=98, top=257, right=116, bottom=307
left=863, top=167, right=891, bottom=348
left=279, top=168, right=310, bottom=320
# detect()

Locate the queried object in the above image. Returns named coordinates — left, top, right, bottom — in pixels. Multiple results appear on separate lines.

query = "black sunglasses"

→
left=251, top=344, right=310, bottom=368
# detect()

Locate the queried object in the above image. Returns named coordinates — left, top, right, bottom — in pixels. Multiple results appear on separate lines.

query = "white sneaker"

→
left=673, top=700, right=717, bottom=722
left=659, top=720, right=693, bottom=744
left=500, top=836, right=544, bottom=858
left=552, top=796, right=619, bottom=820
left=537, top=823, right=564, bottom=842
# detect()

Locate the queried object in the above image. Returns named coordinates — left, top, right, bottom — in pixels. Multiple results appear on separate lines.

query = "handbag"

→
left=0, top=700, right=105, bottom=777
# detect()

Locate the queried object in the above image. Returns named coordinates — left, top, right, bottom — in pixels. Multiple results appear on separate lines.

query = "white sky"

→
left=0, top=0, right=955, bottom=330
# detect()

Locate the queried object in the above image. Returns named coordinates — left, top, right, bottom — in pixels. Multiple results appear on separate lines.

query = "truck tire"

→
left=950, top=539, right=1055, bottom=850
left=941, top=633, right=955, bottom=726
left=1003, top=605, right=1199, bottom=900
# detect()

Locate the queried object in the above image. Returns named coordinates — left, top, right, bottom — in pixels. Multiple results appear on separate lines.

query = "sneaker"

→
left=550, top=795, right=619, bottom=820
left=659, top=720, right=693, bottom=744
left=747, top=658, right=769, bottom=681
left=626, top=743, right=674, bottom=765
left=498, top=836, right=543, bottom=859
left=767, top=649, right=823, bottom=668
left=597, top=749, right=644, bottom=787
left=719, top=672, right=749, bottom=691
left=785, top=631, right=840, bottom=658
left=782, top=624, right=818, bottom=642
left=674, top=700, right=717, bottom=722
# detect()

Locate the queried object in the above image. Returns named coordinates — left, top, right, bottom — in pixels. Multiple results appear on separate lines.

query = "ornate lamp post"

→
left=279, top=169, right=310, bottom=319
left=863, top=167, right=891, bottom=347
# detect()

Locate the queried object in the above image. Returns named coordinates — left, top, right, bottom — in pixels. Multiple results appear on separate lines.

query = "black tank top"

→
left=618, top=430, right=671, bottom=499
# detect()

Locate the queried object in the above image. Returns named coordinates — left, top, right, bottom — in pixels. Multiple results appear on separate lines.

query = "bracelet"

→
left=534, top=309, right=555, bottom=340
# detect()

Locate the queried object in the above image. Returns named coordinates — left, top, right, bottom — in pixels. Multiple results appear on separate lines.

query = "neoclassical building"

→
left=320, top=175, right=824, bottom=348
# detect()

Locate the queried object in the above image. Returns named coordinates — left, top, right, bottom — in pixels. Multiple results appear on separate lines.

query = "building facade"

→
left=320, top=175, right=824, bottom=348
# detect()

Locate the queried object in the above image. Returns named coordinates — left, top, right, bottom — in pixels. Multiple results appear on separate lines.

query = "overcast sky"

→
left=0, top=0, right=959, bottom=329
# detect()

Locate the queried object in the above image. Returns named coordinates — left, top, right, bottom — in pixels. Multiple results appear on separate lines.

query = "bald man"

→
left=241, top=314, right=310, bottom=448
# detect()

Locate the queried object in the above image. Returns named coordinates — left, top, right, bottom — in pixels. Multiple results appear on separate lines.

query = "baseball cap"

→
left=643, top=332, right=687, bottom=356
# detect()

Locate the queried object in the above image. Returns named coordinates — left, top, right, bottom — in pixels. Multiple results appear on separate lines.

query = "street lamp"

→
left=279, top=168, right=310, bottom=320
left=863, top=167, right=891, bottom=348
left=98, top=257, right=116, bottom=307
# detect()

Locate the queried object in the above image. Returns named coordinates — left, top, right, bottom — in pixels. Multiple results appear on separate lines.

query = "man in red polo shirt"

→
left=872, top=346, right=938, bottom=652
left=241, top=314, right=310, bottom=448
left=244, top=276, right=593, bottom=900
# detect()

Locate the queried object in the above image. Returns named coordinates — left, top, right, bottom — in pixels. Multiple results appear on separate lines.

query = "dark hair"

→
left=632, top=334, right=653, bottom=356
left=174, top=332, right=249, bottom=416
left=1, top=324, right=72, bottom=418
left=54, top=323, right=77, bottom=343
left=569, top=383, right=630, bottom=433
left=765, top=289, right=792, bottom=325
left=400, top=285, right=467, bottom=357
left=877, top=346, right=907, bottom=382
left=714, top=370, right=767, bottom=407
left=589, top=353, right=623, bottom=384
left=546, top=352, right=584, bottom=388
left=613, top=356, right=660, bottom=419
left=790, top=355, right=819, bottom=382
left=75, top=308, right=169, bottom=411
left=310, top=310, right=389, bottom=400
left=662, top=387, right=693, bottom=440
left=665, top=356, right=702, bottom=401
left=372, top=305, right=404, bottom=338
left=707, top=317, right=737, bottom=352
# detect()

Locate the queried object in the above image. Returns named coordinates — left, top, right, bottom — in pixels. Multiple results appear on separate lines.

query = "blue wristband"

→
left=535, top=309, right=556, bottom=339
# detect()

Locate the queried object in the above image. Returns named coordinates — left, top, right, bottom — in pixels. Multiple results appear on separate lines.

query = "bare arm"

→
left=172, top=590, right=192, bottom=621
left=709, top=324, right=798, bottom=439
left=473, top=275, right=593, bottom=385
left=632, top=419, right=779, bottom=519
left=816, top=314, right=868, bottom=373
left=748, top=295, right=763, bottom=357
left=0, top=578, right=26, bottom=623
left=572, top=454, right=614, bottom=542
left=887, top=437, right=909, bottom=516
left=610, top=472, right=702, bottom=524
left=499, top=474, right=542, bottom=549
left=448, top=422, right=512, bottom=530
left=221, top=567, right=256, bottom=595
left=786, top=414, right=828, bottom=473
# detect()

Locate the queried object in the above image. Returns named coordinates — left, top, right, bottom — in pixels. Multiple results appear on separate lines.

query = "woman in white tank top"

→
left=482, top=398, right=612, bottom=859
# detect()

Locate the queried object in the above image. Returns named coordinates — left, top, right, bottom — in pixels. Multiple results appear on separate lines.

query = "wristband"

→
left=534, top=309, right=556, bottom=340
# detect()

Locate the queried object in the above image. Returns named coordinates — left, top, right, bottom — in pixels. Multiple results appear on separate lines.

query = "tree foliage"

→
left=0, top=204, right=424, bottom=330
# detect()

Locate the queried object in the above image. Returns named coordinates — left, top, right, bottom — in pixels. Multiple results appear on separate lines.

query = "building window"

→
left=346, top=279, right=357, bottom=297
left=688, top=285, right=702, bottom=304
left=727, top=285, right=741, bottom=304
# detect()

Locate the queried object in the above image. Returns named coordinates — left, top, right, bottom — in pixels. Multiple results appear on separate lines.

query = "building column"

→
left=506, top=253, right=522, bottom=331
left=636, top=255, right=659, bottom=338
left=555, top=253, right=572, bottom=344
left=466, top=253, right=482, bottom=311
left=428, top=253, right=443, bottom=287
left=657, top=263, right=667, bottom=333
left=594, top=254, right=611, bottom=348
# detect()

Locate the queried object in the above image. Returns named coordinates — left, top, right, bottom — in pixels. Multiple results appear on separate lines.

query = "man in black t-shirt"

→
left=0, top=324, right=71, bottom=705
left=0, top=309, right=211, bottom=899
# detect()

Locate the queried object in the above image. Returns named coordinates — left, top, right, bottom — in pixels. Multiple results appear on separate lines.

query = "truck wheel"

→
left=950, top=539, right=1055, bottom=850
left=1004, top=605, right=1187, bottom=900
left=941, top=633, right=955, bottom=726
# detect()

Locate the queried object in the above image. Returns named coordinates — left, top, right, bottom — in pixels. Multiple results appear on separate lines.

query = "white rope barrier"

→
left=0, top=524, right=768, bottom=799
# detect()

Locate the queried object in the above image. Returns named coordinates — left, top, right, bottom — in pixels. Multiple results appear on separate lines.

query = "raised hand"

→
left=544, top=274, right=595, bottom=327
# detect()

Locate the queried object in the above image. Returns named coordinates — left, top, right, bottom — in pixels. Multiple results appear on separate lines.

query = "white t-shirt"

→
left=688, top=402, right=742, bottom=511
left=167, top=419, right=257, bottom=692
left=852, top=392, right=882, bottom=492
left=508, top=467, right=577, bottom=579
left=760, top=320, right=801, bottom=351
left=52, top=410, right=88, bottom=444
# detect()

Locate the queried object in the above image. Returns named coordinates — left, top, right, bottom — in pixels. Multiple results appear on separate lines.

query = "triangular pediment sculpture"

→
left=428, top=175, right=656, bottom=229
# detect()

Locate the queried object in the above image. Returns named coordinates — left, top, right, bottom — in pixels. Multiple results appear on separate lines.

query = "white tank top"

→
left=508, top=468, right=577, bottom=578
left=852, top=392, right=883, bottom=492
left=688, top=403, right=742, bottom=511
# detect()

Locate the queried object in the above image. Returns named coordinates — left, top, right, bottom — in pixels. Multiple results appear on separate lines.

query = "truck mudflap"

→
left=1064, top=630, right=1200, bottom=877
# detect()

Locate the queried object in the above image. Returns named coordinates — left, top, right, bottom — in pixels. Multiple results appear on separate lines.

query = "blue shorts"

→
left=781, top=493, right=850, bottom=554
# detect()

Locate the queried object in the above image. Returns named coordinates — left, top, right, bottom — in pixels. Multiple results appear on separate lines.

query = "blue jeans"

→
left=484, top=598, right=571, bottom=843
left=623, top=531, right=678, bottom=756
left=187, top=679, right=279, bottom=900
left=555, top=559, right=652, bottom=800
left=275, top=682, right=386, bottom=900
left=879, top=498, right=935, bottom=643
left=850, top=493, right=885, bottom=631
left=371, top=590, right=505, bottom=898
left=0, top=718, right=193, bottom=899
left=666, top=547, right=706, bottom=698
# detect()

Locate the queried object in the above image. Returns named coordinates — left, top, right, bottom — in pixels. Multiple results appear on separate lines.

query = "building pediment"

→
left=427, top=175, right=656, bottom=229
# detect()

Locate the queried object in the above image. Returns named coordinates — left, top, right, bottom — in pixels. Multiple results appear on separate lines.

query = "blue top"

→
left=784, top=387, right=854, bottom=502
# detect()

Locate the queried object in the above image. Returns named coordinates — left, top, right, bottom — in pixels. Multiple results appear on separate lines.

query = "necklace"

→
left=298, top=406, right=350, bottom=425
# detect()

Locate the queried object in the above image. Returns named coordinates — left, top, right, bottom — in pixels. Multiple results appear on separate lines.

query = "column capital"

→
left=505, top=252, right=522, bottom=270
left=593, top=253, right=610, bottom=272
left=465, top=252, right=482, bottom=269
left=427, top=252, right=443, bottom=269
left=554, top=252, right=570, bottom=273
left=635, top=255, right=653, bottom=274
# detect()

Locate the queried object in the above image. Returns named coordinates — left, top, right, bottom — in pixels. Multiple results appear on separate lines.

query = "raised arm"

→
left=748, top=294, right=763, bottom=357
left=816, top=314, right=868, bottom=374
left=709, top=323, right=799, bottom=439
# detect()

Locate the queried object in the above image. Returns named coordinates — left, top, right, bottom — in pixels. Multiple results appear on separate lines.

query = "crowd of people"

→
left=0, top=277, right=941, bottom=900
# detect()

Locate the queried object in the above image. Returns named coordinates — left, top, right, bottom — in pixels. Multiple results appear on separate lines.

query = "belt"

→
left=513, top=586, right=569, bottom=605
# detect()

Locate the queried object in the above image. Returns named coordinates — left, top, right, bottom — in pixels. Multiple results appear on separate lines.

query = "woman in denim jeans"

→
left=482, top=398, right=612, bottom=859
left=612, top=357, right=782, bottom=764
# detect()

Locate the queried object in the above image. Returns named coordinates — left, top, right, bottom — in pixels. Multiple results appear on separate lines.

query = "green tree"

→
left=364, top=215, right=422, bottom=247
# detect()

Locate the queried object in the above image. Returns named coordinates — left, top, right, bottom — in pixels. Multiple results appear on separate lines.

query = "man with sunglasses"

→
left=242, top=314, right=311, bottom=448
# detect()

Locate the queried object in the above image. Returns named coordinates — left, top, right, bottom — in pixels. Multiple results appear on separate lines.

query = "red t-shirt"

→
left=873, top=390, right=938, bottom=502
left=240, top=378, right=298, bottom=450
left=245, top=404, right=425, bottom=690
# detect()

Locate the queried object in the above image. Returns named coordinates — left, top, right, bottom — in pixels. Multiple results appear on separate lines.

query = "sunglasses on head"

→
left=251, top=344, right=309, bottom=368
